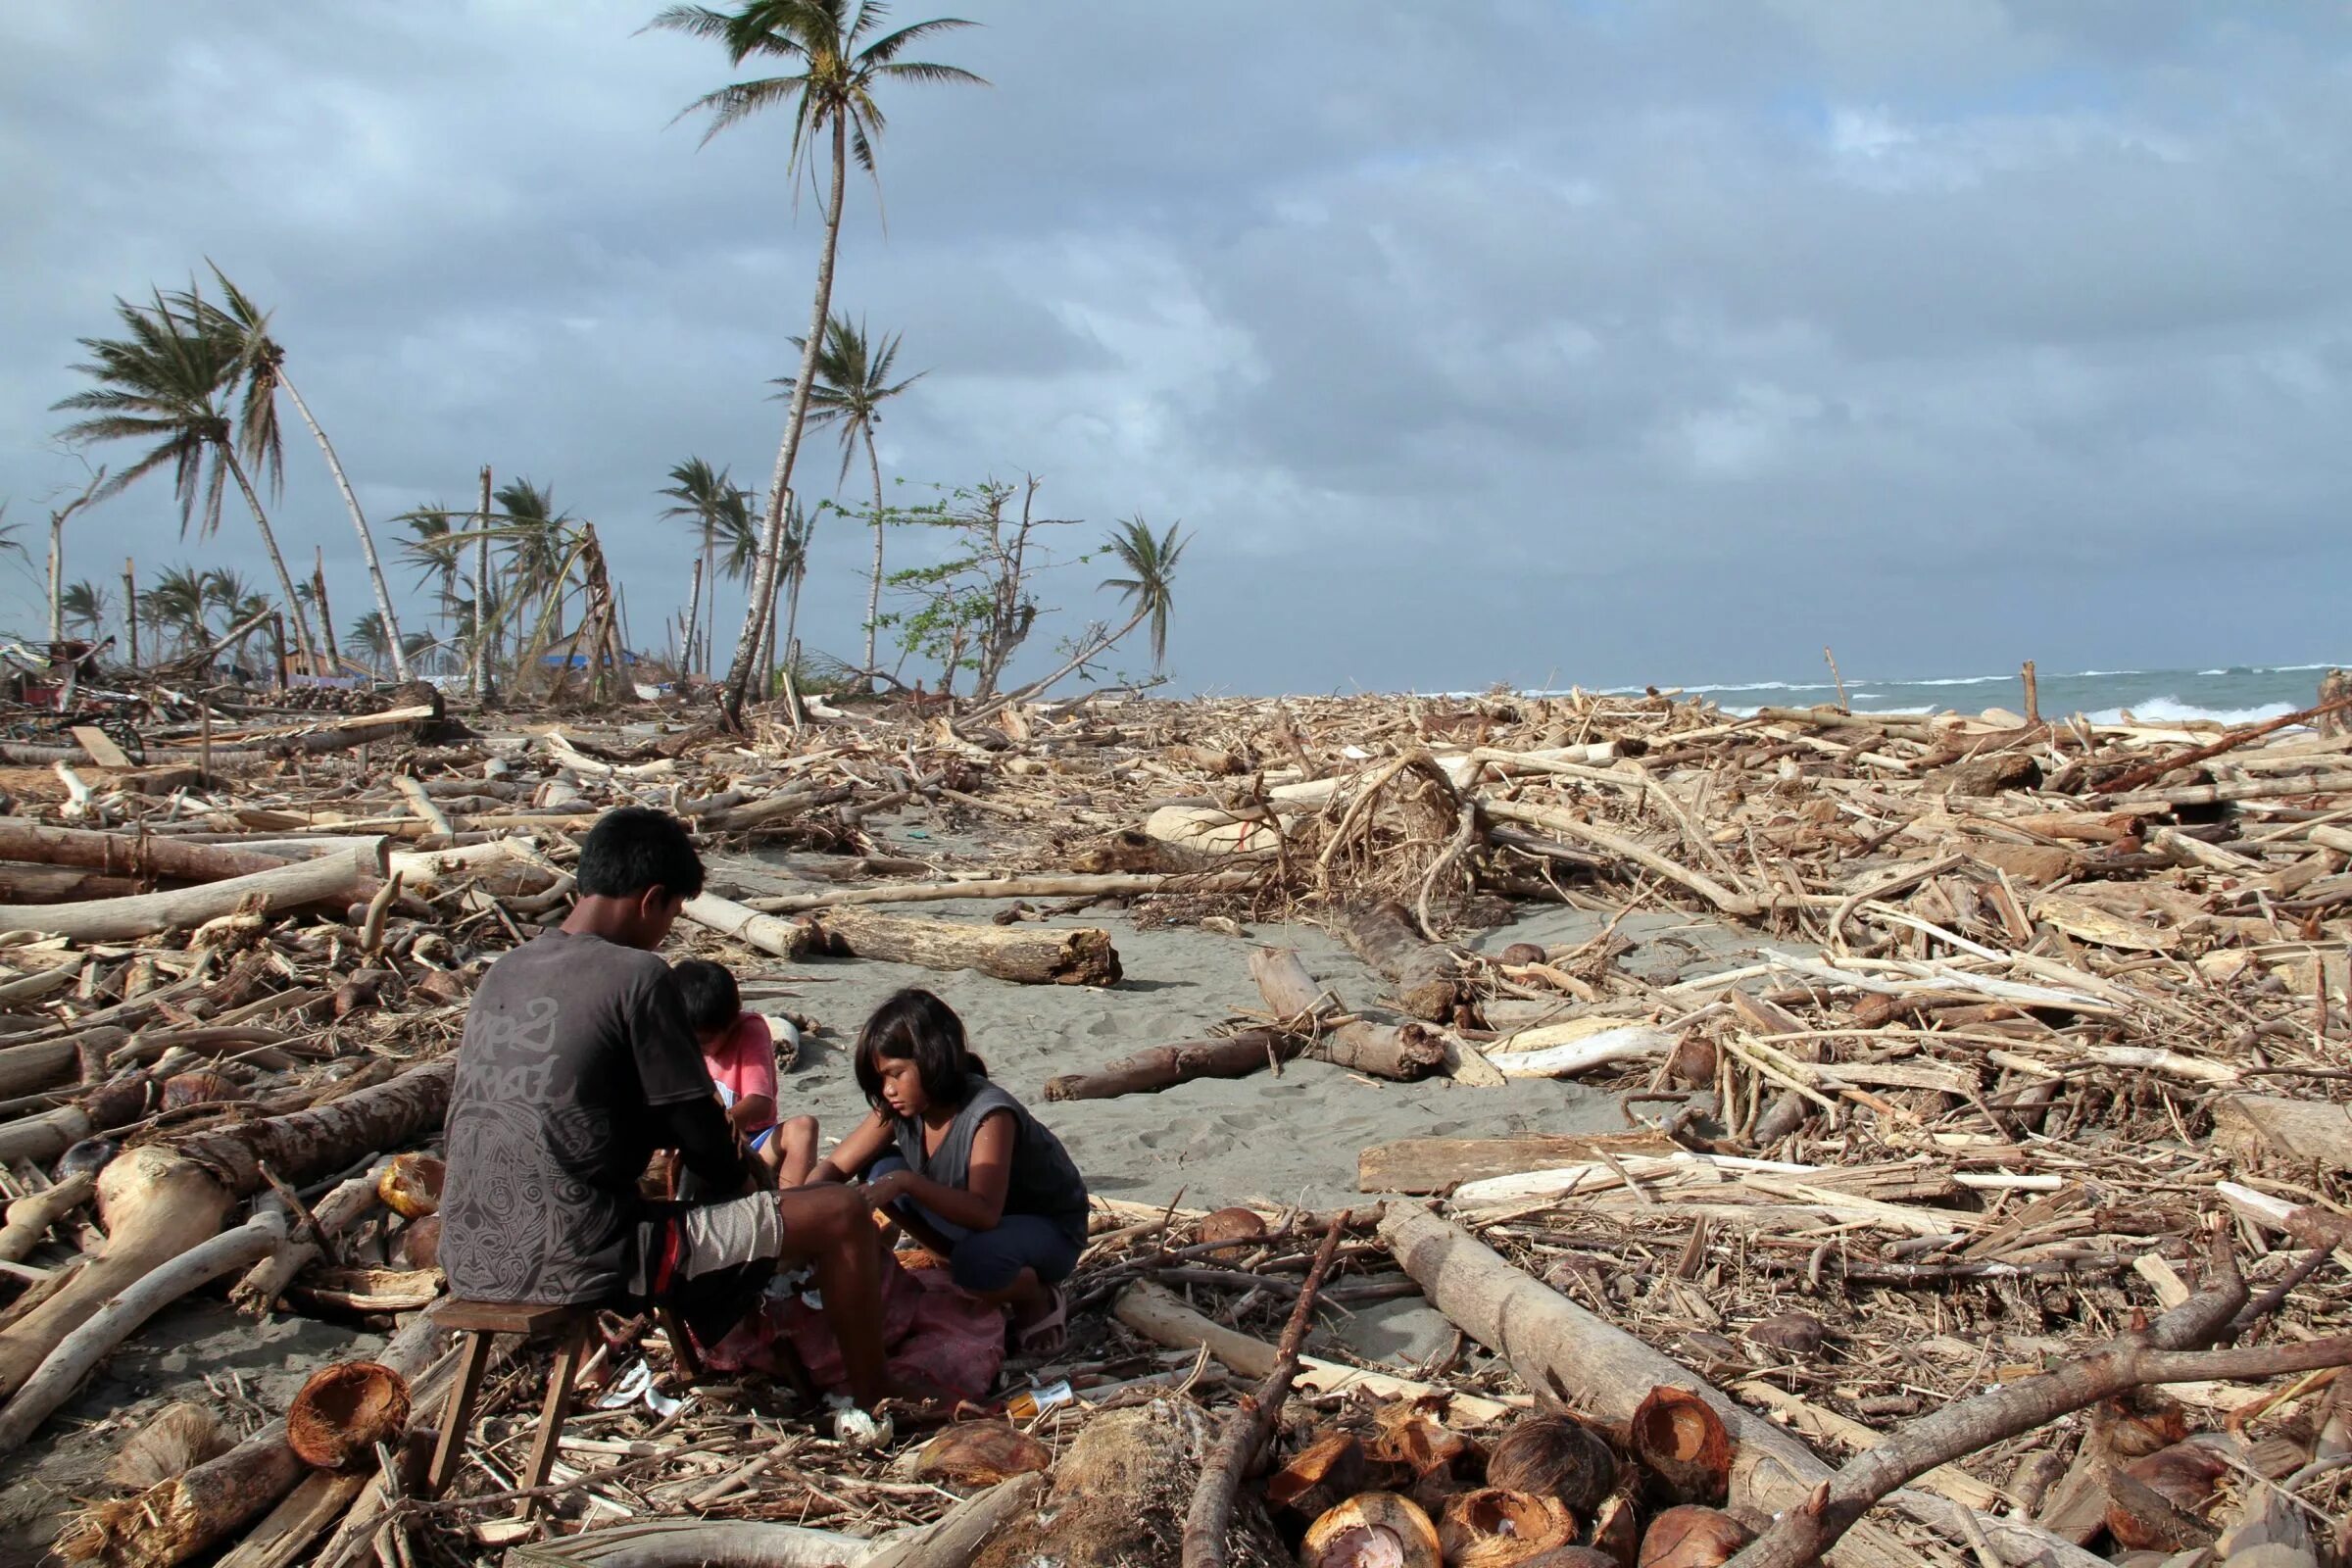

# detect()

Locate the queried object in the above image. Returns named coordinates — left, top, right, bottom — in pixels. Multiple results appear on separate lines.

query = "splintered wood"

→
left=0, top=674, right=2344, bottom=1566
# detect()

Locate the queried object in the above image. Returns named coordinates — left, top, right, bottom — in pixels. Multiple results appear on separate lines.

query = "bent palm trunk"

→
left=219, top=448, right=320, bottom=674
left=278, top=374, right=409, bottom=681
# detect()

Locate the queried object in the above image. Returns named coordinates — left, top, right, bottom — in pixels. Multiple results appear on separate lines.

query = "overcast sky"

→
left=4, top=2, right=2349, bottom=694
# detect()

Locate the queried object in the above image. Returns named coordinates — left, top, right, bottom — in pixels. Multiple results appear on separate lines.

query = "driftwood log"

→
left=0, top=823, right=308, bottom=883
left=685, top=893, right=1122, bottom=986
left=0, top=1174, right=96, bottom=1263
left=1044, top=1030, right=1292, bottom=1102
left=1356, top=1131, right=1681, bottom=1195
left=0, top=848, right=374, bottom=944
left=1249, top=948, right=1444, bottom=1080
left=1113, top=1280, right=1513, bottom=1424
left=1335, top=902, right=1461, bottom=1021
left=0, top=1025, right=124, bottom=1101
left=0, top=1208, right=291, bottom=1449
left=62, top=1307, right=448, bottom=1568
left=0, top=1057, right=453, bottom=1407
left=1723, top=1250, right=2352, bottom=1568
left=1380, top=1201, right=2107, bottom=1568
left=748, top=868, right=1262, bottom=914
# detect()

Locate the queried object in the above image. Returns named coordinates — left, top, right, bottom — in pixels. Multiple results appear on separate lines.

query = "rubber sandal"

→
left=1014, top=1285, right=1068, bottom=1355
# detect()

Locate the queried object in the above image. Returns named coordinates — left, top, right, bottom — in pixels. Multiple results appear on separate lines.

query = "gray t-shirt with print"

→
left=439, top=930, right=716, bottom=1303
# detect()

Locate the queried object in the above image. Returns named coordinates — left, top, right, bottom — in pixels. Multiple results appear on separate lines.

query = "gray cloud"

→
left=4, top=1, right=2348, bottom=694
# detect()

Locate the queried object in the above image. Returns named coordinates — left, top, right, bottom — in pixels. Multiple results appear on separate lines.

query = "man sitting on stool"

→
left=438, top=807, right=895, bottom=1411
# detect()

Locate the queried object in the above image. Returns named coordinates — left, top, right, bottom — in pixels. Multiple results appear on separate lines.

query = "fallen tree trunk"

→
left=1379, top=1201, right=2106, bottom=1568
left=1335, top=902, right=1460, bottom=1021
left=505, top=1522, right=873, bottom=1568
left=1722, top=1249, right=2350, bottom=1568
left=1357, top=1131, right=1681, bottom=1194
left=0, top=1066, right=161, bottom=1166
left=0, top=1057, right=453, bottom=1403
left=0, top=1174, right=95, bottom=1263
left=0, top=1025, right=122, bottom=1100
left=1043, top=1030, right=1293, bottom=1102
left=156, top=706, right=434, bottom=760
left=810, top=906, right=1122, bottom=987
left=0, top=849, right=374, bottom=944
left=0, top=1209, right=288, bottom=1449
left=747, top=867, right=1264, bottom=914
left=62, top=1307, right=447, bottom=1568
left=0, top=823, right=305, bottom=883
left=685, top=893, right=1123, bottom=987
left=0, top=867, right=147, bottom=903
left=1249, top=947, right=1445, bottom=1080
left=1114, top=1280, right=1513, bottom=1424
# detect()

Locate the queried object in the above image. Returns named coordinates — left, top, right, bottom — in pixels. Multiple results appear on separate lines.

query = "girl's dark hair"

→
left=669, top=958, right=740, bottom=1035
left=854, top=988, right=987, bottom=1114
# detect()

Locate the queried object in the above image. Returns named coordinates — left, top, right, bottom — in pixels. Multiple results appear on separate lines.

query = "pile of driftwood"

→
left=0, top=672, right=2345, bottom=1565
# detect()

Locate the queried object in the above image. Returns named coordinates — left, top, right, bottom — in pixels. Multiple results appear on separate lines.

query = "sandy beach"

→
left=695, top=837, right=1769, bottom=1211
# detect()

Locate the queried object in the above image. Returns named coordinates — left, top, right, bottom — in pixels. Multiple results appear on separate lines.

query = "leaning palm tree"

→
left=774, top=314, right=921, bottom=683
left=649, top=0, right=983, bottom=724
left=967, top=517, right=1189, bottom=719
left=51, top=292, right=321, bottom=670
left=60, top=579, right=110, bottom=641
left=657, top=458, right=746, bottom=677
left=176, top=266, right=411, bottom=677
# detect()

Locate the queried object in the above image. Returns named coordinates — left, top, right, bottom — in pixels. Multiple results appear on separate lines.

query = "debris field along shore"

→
left=0, top=669, right=2348, bottom=1568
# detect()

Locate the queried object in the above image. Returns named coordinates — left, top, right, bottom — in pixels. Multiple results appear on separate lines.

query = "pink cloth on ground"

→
left=700, top=1012, right=778, bottom=1139
left=700, top=1251, right=1007, bottom=1403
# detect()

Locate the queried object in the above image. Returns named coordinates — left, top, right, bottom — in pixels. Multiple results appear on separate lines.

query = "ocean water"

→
left=1504, top=663, right=2345, bottom=727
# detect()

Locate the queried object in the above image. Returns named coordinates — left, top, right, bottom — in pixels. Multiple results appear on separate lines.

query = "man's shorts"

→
left=626, top=1193, right=783, bottom=1343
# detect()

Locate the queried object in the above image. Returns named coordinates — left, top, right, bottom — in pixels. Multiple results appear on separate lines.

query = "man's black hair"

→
left=854, top=988, right=987, bottom=1114
left=574, top=807, right=706, bottom=901
left=670, top=957, right=741, bottom=1036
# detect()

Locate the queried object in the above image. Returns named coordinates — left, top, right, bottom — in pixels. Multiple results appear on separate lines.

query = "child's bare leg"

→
left=770, top=1114, right=819, bottom=1187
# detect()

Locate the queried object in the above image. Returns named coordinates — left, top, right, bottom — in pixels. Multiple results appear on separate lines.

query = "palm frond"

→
left=857, top=18, right=978, bottom=66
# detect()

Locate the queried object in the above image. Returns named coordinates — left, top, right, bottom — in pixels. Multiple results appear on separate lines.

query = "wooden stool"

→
left=424, top=1300, right=595, bottom=1514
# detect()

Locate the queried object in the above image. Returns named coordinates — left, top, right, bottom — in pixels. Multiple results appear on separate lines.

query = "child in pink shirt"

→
left=672, top=959, right=814, bottom=1185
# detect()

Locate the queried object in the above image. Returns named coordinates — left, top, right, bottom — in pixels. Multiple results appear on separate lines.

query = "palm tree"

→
left=204, top=567, right=271, bottom=669
left=177, top=266, right=411, bottom=677
left=968, top=518, right=1188, bottom=719
left=493, top=479, right=574, bottom=659
left=138, top=564, right=214, bottom=659
left=775, top=499, right=814, bottom=672
left=51, top=292, right=322, bottom=671
left=649, top=0, right=983, bottom=723
left=60, top=579, right=110, bottom=641
left=657, top=458, right=746, bottom=677
left=398, top=506, right=462, bottom=610
left=347, top=611, right=393, bottom=675
left=774, top=314, right=922, bottom=684
left=1100, top=518, right=1188, bottom=673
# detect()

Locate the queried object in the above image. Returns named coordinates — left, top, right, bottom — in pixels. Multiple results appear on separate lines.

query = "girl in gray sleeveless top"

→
left=809, top=989, right=1089, bottom=1351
